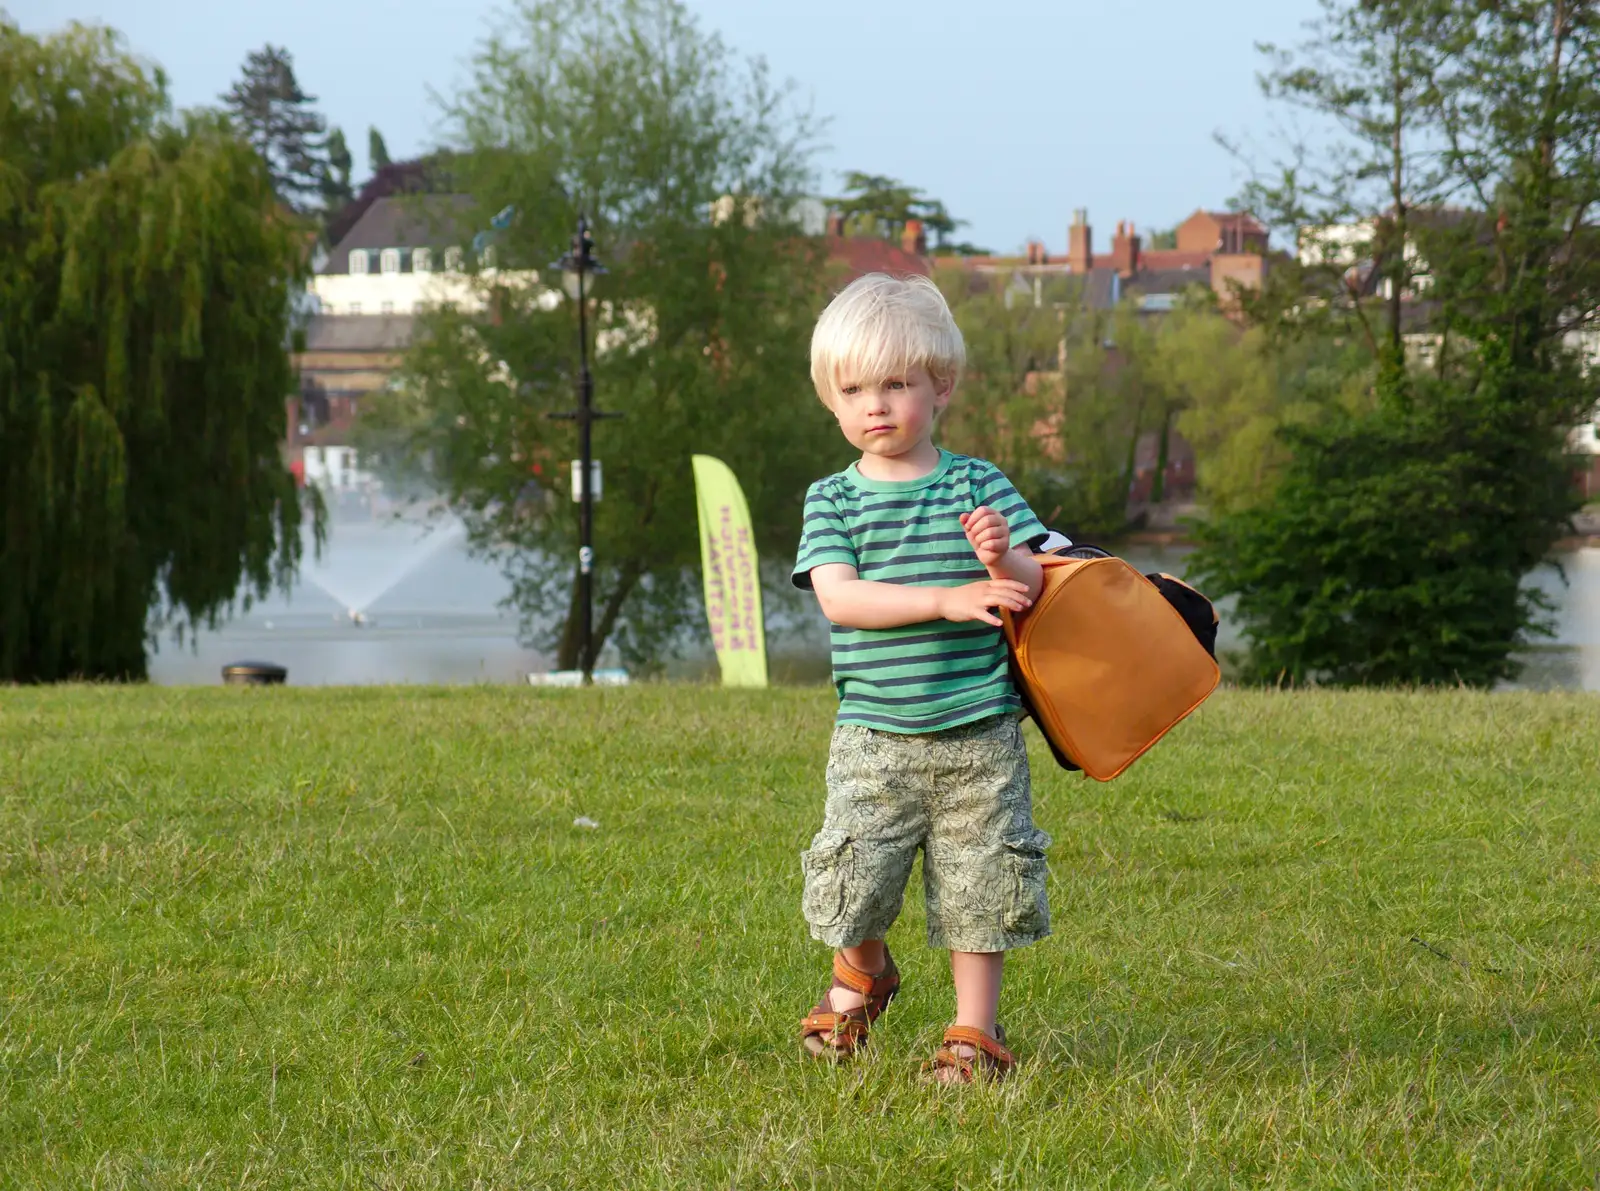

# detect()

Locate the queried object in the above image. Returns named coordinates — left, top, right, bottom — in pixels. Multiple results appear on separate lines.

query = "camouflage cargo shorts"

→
left=799, top=714, right=1051, bottom=953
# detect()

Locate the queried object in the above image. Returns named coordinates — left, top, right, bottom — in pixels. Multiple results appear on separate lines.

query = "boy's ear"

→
left=932, top=376, right=955, bottom=413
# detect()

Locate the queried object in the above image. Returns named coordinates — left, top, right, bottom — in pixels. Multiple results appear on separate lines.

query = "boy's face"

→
left=826, top=364, right=951, bottom=461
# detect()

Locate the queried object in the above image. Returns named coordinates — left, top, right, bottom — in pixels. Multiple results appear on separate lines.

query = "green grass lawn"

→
left=2, top=686, right=1598, bottom=1189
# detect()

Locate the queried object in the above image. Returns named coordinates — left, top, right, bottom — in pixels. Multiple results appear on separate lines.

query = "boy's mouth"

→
left=866, top=425, right=895, bottom=435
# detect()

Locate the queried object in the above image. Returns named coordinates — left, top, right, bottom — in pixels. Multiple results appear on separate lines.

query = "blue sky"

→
left=17, top=0, right=1323, bottom=252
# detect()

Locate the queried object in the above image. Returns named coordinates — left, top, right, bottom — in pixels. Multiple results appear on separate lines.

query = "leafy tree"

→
left=835, top=171, right=916, bottom=239
left=1194, top=0, right=1600, bottom=686
left=936, top=272, right=1159, bottom=538
left=1157, top=302, right=1368, bottom=514
left=938, top=276, right=1302, bottom=537
left=1194, top=380, right=1575, bottom=685
left=936, top=268, right=1066, bottom=503
left=368, top=126, right=391, bottom=173
left=940, top=272, right=1313, bottom=535
left=1056, top=303, right=1165, bottom=535
left=1, top=19, right=317, bottom=682
left=374, top=0, right=834, bottom=672
left=320, top=125, right=354, bottom=213
left=835, top=171, right=987, bottom=255
left=220, top=44, right=329, bottom=213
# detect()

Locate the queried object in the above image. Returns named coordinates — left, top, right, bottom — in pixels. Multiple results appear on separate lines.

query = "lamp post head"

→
left=553, top=214, right=606, bottom=299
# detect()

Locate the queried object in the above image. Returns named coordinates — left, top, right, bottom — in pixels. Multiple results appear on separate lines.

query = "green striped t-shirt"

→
left=792, top=450, right=1048, bottom=734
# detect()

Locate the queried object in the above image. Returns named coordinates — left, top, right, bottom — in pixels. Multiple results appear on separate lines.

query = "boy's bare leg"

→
left=950, top=950, right=1003, bottom=1039
left=827, top=939, right=887, bottom=1012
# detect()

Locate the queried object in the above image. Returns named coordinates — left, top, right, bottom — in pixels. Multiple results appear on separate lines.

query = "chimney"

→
left=902, top=218, right=927, bottom=255
left=1068, top=208, right=1092, bottom=273
left=1025, top=239, right=1048, bottom=265
left=1111, top=219, right=1141, bottom=279
left=826, top=210, right=846, bottom=237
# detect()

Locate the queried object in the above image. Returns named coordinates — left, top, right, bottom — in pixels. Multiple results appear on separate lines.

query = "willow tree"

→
left=1, top=20, right=314, bottom=682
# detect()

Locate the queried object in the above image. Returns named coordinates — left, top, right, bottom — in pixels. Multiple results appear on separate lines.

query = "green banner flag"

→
left=692, top=454, right=768, bottom=688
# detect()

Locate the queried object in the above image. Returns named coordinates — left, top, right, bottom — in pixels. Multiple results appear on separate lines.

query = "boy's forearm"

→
left=988, top=547, right=1044, bottom=601
left=817, top=579, right=945, bottom=630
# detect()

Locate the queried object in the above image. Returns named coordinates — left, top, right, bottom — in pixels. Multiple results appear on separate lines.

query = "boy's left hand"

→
left=960, top=505, right=1011, bottom=567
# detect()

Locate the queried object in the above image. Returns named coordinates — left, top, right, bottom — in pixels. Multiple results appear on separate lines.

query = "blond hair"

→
left=809, top=273, right=965, bottom=405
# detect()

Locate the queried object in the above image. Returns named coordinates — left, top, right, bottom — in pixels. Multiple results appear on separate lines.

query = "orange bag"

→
left=1002, top=554, right=1220, bottom=781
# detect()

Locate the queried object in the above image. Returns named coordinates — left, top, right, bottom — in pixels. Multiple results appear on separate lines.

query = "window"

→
left=443, top=246, right=464, bottom=273
left=381, top=301, right=394, bottom=315
left=380, top=248, right=401, bottom=275
left=348, top=250, right=369, bottom=275
left=349, top=302, right=362, bottom=315
left=413, top=247, right=432, bottom=273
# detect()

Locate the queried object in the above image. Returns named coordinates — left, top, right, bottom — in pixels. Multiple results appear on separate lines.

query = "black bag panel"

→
left=1144, top=574, right=1219, bottom=658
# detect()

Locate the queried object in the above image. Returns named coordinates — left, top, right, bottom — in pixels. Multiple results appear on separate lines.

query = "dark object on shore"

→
left=223, top=661, right=287, bottom=686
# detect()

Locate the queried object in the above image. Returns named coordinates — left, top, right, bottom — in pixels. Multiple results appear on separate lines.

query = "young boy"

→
left=793, top=272, right=1053, bottom=1084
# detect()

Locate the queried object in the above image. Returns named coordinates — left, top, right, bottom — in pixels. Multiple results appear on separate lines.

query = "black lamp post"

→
left=549, top=215, right=621, bottom=683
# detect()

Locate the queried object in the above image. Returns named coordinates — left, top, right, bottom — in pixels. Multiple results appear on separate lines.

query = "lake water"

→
left=149, top=515, right=1600, bottom=692
left=149, top=513, right=540, bottom=686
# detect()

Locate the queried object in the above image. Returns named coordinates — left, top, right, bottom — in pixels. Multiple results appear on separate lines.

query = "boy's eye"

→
left=886, top=379, right=906, bottom=390
left=841, top=384, right=860, bottom=396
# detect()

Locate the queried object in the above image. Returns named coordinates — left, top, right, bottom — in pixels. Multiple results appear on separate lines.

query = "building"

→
left=947, top=207, right=1274, bottom=312
left=287, top=315, right=412, bottom=499
left=307, top=194, right=546, bottom=318
left=289, top=194, right=549, bottom=491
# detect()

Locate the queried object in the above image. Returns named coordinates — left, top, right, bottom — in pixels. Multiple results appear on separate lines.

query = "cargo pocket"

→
left=1001, top=827, right=1052, bottom=939
left=800, top=829, right=854, bottom=930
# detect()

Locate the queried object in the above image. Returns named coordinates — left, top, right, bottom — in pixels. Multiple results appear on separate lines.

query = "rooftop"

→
left=826, top=235, right=932, bottom=280
left=324, top=196, right=478, bottom=275
left=1200, top=210, right=1267, bottom=235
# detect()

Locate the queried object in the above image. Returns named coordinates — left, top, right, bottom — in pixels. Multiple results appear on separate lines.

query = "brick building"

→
left=954, top=206, right=1273, bottom=312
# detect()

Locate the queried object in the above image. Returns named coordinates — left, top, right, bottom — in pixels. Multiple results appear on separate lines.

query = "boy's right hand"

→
left=935, top=579, right=1033, bottom=627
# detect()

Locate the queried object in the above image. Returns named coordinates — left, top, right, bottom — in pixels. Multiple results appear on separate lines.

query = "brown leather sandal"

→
left=799, top=949, right=901, bottom=1059
left=923, top=1024, right=1015, bottom=1084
